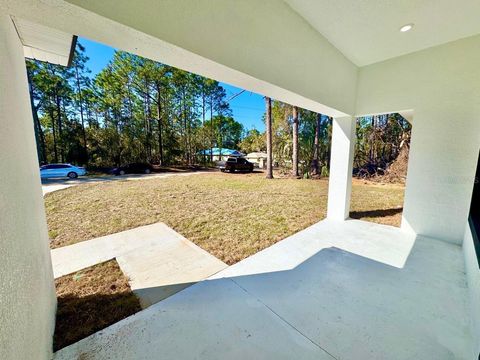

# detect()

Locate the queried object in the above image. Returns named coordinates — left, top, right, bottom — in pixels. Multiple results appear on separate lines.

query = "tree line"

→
left=354, top=113, right=411, bottom=177
left=27, top=42, right=243, bottom=168
left=239, top=100, right=333, bottom=178
left=27, top=41, right=410, bottom=179
left=239, top=101, right=410, bottom=179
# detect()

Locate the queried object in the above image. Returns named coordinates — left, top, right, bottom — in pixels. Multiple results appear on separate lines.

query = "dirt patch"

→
left=54, top=260, right=141, bottom=351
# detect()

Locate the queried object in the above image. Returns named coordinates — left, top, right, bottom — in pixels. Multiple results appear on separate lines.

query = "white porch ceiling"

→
left=284, top=0, right=480, bottom=66
left=11, top=16, right=76, bottom=66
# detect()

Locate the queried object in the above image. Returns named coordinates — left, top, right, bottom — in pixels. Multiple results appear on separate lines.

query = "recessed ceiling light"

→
left=400, top=23, right=414, bottom=32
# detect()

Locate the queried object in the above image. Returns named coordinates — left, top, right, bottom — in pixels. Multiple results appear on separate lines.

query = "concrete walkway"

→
left=54, top=219, right=472, bottom=360
left=42, top=171, right=208, bottom=195
left=51, top=223, right=227, bottom=307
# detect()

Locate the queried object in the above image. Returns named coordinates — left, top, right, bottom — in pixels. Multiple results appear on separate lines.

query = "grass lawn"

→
left=45, top=172, right=404, bottom=265
left=54, top=260, right=141, bottom=351
left=350, top=178, right=404, bottom=227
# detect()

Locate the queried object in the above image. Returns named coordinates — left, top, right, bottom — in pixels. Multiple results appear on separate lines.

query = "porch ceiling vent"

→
left=11, top=16, right=77, bottom=67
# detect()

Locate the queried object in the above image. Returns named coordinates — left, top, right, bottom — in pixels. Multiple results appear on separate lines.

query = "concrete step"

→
left=51, top=223, right=227, bottom=307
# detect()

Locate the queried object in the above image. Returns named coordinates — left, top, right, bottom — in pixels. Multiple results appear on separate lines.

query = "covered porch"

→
left=54, top=219, right=471, bottom=359
left=1, top=1, right=479, bottom=359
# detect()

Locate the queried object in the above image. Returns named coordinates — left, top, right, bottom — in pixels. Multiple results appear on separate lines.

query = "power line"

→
left=226, top=89, right=246, bottom=102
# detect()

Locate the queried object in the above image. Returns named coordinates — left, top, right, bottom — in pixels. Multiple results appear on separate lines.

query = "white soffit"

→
left=11, top=16, right=76, bottom=67
left=284, top=0, right=480, bottom=66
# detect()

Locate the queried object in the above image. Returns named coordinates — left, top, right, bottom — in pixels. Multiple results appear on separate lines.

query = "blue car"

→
left=40, top=164, right=87, bottom=179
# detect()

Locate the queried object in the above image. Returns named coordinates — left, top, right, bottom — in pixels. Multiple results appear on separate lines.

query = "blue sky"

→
left=79, top=37, right=265, bottom=131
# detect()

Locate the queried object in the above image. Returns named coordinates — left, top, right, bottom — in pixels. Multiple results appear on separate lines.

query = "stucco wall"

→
left=0, top=15, right=56, bottom=359
left=356, top=35, right=480, bottom=244
left=463, top=224, right=480, bottom=358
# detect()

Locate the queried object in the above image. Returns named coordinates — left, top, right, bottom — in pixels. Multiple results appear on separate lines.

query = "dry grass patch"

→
left=350, top=179, right=404, bottom=227
left=54, top=260, right=141, bottom=351
left=46, top=172, right=404, bottom=265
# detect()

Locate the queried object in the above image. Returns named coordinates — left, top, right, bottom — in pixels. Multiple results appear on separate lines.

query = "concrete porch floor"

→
left=54, top=219, right=472, bottom=360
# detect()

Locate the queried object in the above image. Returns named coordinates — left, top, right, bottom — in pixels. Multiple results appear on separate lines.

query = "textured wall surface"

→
left=464, top=225, right=480, bottom=358
left=0, top=14, right=56, bottom=360
left=357, top=35, right=480, bottom=245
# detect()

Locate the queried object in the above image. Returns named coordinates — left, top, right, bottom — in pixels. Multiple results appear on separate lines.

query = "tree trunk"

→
left=187, top=105, right=193, bottom=165
left=49, top=105, right=58, bottom=163
left=210, top=98, right=214, bottom=162
left=292, top=106, right=299, bottom=177
left=265, top=96, right=273, bottom=179
left=156, top=86, right=164, bottom=166
left=144, top=86, right=153, bottom=161
left=55, top=92, right=64, bottom=163
left=202, top=92, right=206, bottom=164
left=26, top=67, right=46, bottom=164
left=162, top=95, right=170, bottom=165
left=32, top=104, right=46, bottom=164
left=75, top=65, right=88, bottom=164
left=311, top=113, right=321, bottom=175
left=182, top=89, right=188, bottom=164
left=370, top=115, right=376, bottom=165
left=326, top=116, right=333, bottom=168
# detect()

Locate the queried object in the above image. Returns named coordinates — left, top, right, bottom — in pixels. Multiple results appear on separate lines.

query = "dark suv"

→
left=111, top=162, right=153, bottom=175
left=219, top=157, right=254, bottom=173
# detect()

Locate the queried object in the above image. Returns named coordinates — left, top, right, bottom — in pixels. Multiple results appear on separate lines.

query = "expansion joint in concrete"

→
left=228, top=278, right=339, bottom=360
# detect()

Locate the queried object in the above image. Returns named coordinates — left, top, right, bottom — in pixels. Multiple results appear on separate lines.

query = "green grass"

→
left=45, top=173, right=405, bottom=265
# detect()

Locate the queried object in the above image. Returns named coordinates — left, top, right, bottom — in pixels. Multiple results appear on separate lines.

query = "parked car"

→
left=218, top=157, right=254, bottom=173
left=111, top=162, right=153, bottom=176
left=40, top=164, right=87, bottom=179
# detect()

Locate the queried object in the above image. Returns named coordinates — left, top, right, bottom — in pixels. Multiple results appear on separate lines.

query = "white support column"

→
left=327, top=116, right=356, bottom=221
left=0, top=15, right=56, bottom=359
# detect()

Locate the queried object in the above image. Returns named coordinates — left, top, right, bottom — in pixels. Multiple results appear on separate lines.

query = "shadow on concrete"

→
left=54, top=235, right=471, bottom=359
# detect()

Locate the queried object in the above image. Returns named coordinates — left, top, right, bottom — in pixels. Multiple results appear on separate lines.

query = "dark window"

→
left=469, top=151, right=480, bottom=268
left=52, top=164, right=70, bottom=169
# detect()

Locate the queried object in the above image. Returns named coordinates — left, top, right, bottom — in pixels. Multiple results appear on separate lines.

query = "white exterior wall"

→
left=356, top=35, right=480, bottom=244
left=0, top=15, right=56, bottom=359
left=463, top=224, right=480, bottom=358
